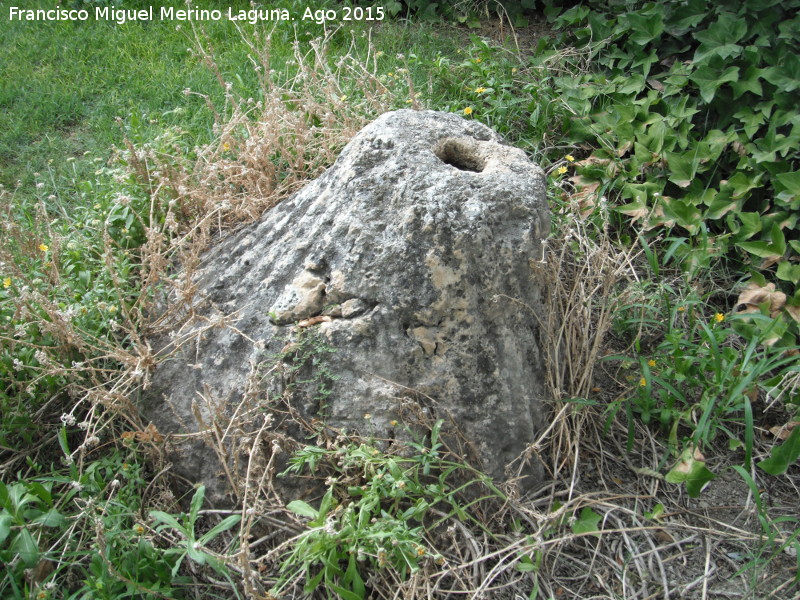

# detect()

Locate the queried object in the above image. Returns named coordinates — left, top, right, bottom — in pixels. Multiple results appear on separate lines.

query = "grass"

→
left=1, top=2, right=799, bottom=599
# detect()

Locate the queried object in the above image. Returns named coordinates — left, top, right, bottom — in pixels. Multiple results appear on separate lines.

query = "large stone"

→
left=142, top=109, right=551, bottom=506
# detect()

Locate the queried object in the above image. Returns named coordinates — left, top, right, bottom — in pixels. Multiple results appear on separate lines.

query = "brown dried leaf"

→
left=645, top=204, right=675, bottom=230
left=786, top=304, right=800, bottom=323
left=769, top=421, right=800, bottom=441
left=736, top=282, right=786, bottom=317
left=567, top=176, right=600, bottom=219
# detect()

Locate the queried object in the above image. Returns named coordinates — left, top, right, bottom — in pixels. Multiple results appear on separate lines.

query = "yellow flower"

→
left=557, top=165, right=568, bottom=175
left=715, top=313, right=725, bottom=323
left=511, top=67, right=518, bottom=74
left=475, top=87, right=486, bottom=93
left=647, top=359, right=656, bottom=367
left=639, top=378, right=647, bottom=387
left=222, top=142, right=230, bottom=152
left=475, top=58, right=482, bottom=63
left=677, top=306, right=685, bottom=312
left=463, top=107, right=473, bottom=116
left=39, top=243, right=49, bottom=252
left=416, top=546, right=426, bottom=556
left=134, top=524, right=145, bottom=535
left=108, top=305, right=117, bottom=314
left=390, top=419, right=398, bottom=426
left=2, top=277, right=10, bottom=289
left=565, top=154, right=575, bottom=162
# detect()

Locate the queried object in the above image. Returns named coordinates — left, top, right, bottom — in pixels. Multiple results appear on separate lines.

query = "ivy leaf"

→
left=665, top=447, right=716, bottom=498
left=734, top=212, right=763, bottom=241
left=571, top=507, right=602, bottom=536
left=758, top=427, right=800, bottom=475
left=693, top=13, right=748, bottom=61
left=731, top=66, right=765, bottom=98
left=777, top=261, right=800, bottom=284
left=775, top=170, right=800, bottom=207
left=621, top=11, right=664, bottom=46
left=762, top=53, right=800, bottom=92
left=666, top=152, right=699, bottom=188
left=689, top=64, right=739, bottom=103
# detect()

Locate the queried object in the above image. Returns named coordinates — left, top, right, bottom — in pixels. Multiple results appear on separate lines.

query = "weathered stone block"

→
left=142, top=109, right=551, bottom=506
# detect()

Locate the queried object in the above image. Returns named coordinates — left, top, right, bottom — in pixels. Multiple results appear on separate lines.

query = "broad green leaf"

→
left=199, top=514, right=241, bottom=545
left=329, top=582, right=364, bottom=600
left=770, top=223, right=787, bottom=255
left=731, top=66, right=765, bottom=98
left=186, top=545, right=207, bottom=566
left=667, top=0, right=706, bottom=33
left=665, top=448, right=716, bottom=497
left=661, top=197, right=702, bottom=234
left=757, top=427, right=800, bottom=475
left=343, top=554, right=366, bottom=599
left=736, top=240, right=778, bottom=260
left=149, top=510, right=184, bottom=532
left=723, top=171, right=762, bottom=200
left=644, top=503, right=665, bottom=520
left=705, top=191, right=739, bottom=220
left=666, top=152, right=699, bottom=188
left=571, top=507, right=602, bottom=536
left=775, top=170, right=800, bottom=206
left=736, top=212, right=763, bottom=240
left=734, top=107, right=767, bottom=138
left=286, top=500, right=319, bottom=520
left=762, top=54, right=800, bottom=92
left=189, top=485, right=205, bottom=525
left=777, top=261, right=800, bottom=284
left=11, top=528, right=39, bottom=567
left=517, top=554, right=537, bottom=572
left=693, top=13, right=747, bottom=61
left=622, top=11, right=665, bottom=46
left=689, top=65, right=739, bottom=103
left=32, top=509, right=65, bottom=528
left=737, top=225, right=786, bottom=260
left=0, top=514, right=12, bottom=545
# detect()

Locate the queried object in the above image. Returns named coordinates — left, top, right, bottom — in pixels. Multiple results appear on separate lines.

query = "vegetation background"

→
left=1, top=0, right=798, bottom=598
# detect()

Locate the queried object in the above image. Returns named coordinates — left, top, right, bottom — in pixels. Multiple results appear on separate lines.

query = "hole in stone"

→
left=433, top=138, right=486, bottom=173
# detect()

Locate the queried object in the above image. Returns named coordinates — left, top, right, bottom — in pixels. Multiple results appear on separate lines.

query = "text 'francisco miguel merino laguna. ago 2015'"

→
left=6, top=5, right=388, bottom=25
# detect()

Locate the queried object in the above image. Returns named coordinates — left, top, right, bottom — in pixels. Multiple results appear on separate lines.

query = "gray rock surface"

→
left=142, top=109, right=551, bottom=506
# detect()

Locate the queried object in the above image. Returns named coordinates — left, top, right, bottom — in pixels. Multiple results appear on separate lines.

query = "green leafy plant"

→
left=149, top=485, right=241, bottom=580
left=547, top=0, right=800, bottom=344
left=0, top=480, right=67, bottom=578
left=608, top=283, right=798, bottom=495
left=273, top=420, right=504, bottom=599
